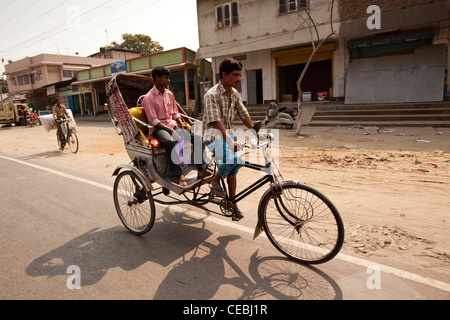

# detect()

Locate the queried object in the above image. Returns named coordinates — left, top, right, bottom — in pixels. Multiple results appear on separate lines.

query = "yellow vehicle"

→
left=0, top=101, right=32, bottom=126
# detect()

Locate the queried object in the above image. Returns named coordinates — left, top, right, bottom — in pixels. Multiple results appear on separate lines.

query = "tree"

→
left=294, top=0, right=339, bottom=135
left=109, top=33, right=164, bottom=55
left=0, top=78, right=8, bottom=94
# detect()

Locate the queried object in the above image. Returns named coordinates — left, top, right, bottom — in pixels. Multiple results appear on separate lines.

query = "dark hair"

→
left=219, top=58, right=242, bottom=79
left=152, top=66, right=171, bottom=80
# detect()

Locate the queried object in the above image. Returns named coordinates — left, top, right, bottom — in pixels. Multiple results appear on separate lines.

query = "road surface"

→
left=0, top=123, right=448, bottom=302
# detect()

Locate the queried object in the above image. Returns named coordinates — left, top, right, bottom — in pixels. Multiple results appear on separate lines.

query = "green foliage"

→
left=109, top=33, right=164, bottom=55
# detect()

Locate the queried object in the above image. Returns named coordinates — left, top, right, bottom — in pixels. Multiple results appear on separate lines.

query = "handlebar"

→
left=56, top=118, right=71, bottom=123
left=243, top=133, right=274, bottom=150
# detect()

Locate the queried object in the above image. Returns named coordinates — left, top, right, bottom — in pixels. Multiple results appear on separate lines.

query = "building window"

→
left=217, top=6, right=223, bottom=29
left=10, top=77, right=16, bottom=87
left=63, top=70, right=76, bottom=78
left=23, top=74, right=30, bottom=85
left=216, top=2, right=239, bottom=29
left=16, top=74, right=31, bottom=86
left=224, top=4, right=231, bottom=27
left=279, top=0, right=308, bottom=15
left=232, top=2, right=239, bottom=25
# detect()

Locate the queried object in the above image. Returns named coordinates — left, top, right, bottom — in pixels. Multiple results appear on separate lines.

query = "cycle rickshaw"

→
left=107, top=73, right=344, bottom=264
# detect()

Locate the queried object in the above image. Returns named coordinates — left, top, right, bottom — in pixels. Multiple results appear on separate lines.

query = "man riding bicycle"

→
left=53, top=99, right=70, bottom=150
left=203, top=58, right=260, bottom=221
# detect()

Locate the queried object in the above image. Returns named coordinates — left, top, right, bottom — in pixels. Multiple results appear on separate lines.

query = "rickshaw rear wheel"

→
left=113, top=170, right=156, bottom=235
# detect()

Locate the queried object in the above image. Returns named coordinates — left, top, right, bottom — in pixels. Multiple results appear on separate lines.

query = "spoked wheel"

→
left=67, top=130, right=79, bottom=154
left=259, top=182, right=344, bottom=264
left=113, top=171, right=156, bottom=235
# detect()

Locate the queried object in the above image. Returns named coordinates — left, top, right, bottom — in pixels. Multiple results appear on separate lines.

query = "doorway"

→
left=247, top=69, right=263, bottom=105
left=278, top=60, right=332, bottom=102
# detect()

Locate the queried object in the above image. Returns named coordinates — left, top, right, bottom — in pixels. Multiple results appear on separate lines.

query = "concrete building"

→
left=196, top=0, right=450, bottom=105
left=196, top=0, right=340, bottom=105
left=89, top=47, right=141, bottom=60
left=3, top=54, right=120, bottom=111
left=340, top=0, right=449, bottom=104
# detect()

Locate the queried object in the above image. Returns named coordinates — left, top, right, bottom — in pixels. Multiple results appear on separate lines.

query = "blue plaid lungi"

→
left=207, top=135, right=245, bottom=178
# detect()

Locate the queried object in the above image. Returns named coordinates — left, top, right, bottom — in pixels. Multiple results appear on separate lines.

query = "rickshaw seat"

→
left=129, top=107, right=149, bottom=136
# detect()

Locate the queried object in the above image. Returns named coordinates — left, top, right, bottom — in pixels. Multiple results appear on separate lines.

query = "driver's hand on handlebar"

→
left=257, top=133, right=268, bottom=141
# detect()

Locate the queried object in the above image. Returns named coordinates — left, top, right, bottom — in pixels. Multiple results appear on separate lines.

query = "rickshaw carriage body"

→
left=108, top=74, right=177, bottom=194
left=107, top=73, right=193, bottom=195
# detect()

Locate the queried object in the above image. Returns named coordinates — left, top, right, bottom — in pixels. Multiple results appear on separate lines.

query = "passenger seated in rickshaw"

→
left=141, top=66, right=212, bottom=187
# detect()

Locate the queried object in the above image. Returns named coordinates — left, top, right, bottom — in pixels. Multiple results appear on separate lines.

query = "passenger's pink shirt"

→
left=143, top=86, right=181, bottom=130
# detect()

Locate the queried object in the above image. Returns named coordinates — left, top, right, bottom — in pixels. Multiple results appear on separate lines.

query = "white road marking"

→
left=0, top=155, right=113, bottom=192
left=1, top=154, right=449, bottom=293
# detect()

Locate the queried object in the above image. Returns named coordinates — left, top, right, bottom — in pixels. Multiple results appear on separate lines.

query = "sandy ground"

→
left=275, top=125, right=450, bottom=267
left=1, top=121, right=449, bottom=283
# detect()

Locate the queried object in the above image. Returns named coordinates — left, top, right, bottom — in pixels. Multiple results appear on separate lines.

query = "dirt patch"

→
left=345, top=223, right=449, bottom=263
left=278, top=147, right=449, bottom=174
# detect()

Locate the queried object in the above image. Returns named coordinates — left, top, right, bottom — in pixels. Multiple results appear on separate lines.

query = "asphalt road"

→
left=0, top=122, right=449, bottom=303
left=0, top=153, right=448, bottom=302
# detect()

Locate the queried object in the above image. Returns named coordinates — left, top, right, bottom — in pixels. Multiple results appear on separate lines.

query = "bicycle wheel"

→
left=259, top=182, right=344, bottom=264
left=113, top=170, right=155, bottom=235
left=67, top=130, right=79, bottom=154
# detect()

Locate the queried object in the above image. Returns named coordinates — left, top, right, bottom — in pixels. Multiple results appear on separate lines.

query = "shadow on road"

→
left=26, top=206, right=342, bottom=300
left=19, top=150, right=66, bottom=161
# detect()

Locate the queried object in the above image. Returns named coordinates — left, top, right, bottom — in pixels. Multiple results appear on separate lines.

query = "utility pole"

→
left=105, top=29, right=109, bottom=48
left=0, top=76, right=4, bottom=104
left=1, top=58, right=4, bottom=104
left=0, top=80, right=3, bottom=104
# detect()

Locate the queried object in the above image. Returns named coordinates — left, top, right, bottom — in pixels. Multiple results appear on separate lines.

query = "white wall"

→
left=345, top=45, right=446, bottom=104
left=212, top=49, right=276, bottom=103
left=197, top=0, right=340, bottom=59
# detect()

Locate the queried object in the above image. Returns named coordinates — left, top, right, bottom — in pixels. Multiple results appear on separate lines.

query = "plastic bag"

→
left=174, top=135, right=187, bottom=167
left=39, top=115, right=56, bottom=133
left=67, top=109, right=78, bottom=133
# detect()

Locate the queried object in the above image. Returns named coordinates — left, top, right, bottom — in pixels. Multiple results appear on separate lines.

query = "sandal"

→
left=209, top=184, right=226, bottom=197
left=232, top=209, right=244, bottom=222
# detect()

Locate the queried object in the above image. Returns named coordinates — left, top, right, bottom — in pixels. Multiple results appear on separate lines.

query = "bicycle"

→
left=108, top=73, right=344, bottom=265
left=56, top=118, right=79, bottom=154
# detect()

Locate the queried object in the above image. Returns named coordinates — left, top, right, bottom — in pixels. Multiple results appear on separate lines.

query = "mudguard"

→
left=112, top=164, right=153, bottom=192
left=253, top=180, right=300, bottom=240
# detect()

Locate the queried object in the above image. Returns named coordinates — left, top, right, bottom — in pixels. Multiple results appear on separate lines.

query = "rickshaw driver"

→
left=52, top=98, right=70, bottom=150
left=142, top=66, right=212, bottom=187
left=203, top=58, right=260, bottom=221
